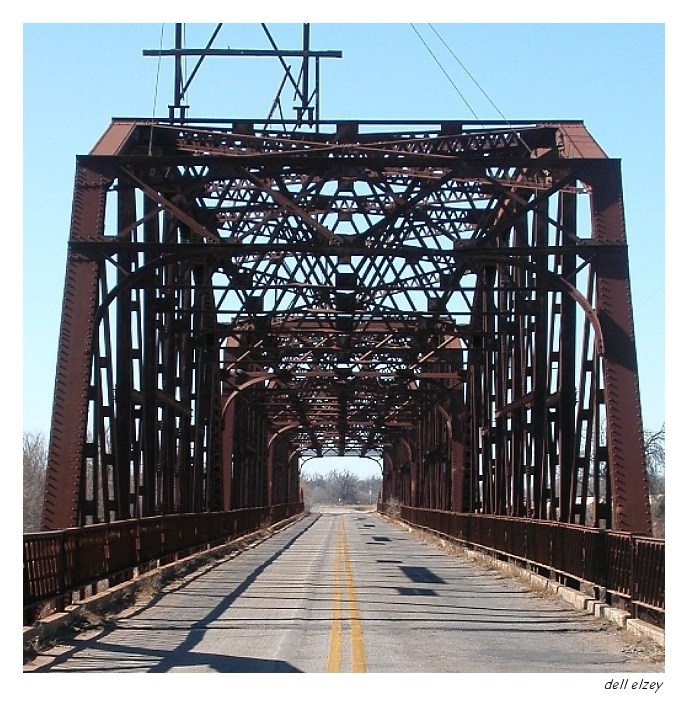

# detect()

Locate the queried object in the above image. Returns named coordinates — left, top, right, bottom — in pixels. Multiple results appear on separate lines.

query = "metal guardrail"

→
left=384, top=505, right=664, bottom=625
left=23, top=502, right=304, bottom=621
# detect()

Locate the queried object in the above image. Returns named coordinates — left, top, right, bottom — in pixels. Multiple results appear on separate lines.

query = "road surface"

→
left=26, top=508, right=664, bottom=673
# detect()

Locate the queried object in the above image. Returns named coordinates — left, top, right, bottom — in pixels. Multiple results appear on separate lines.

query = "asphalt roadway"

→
left=26, top=508, right=665, bottom=674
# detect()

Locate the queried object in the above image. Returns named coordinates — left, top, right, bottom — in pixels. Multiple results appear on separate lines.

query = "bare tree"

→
left=23, top=431, right=48, bottom=532
left=301, top=472, right=329, bottom=507
left=644, top=424, right=665, bottom=538
left=301, top=468, right=382, bottom=506
left=644, top=424, right=665, bottom=484
left=327, top=469, right=359, bottom=504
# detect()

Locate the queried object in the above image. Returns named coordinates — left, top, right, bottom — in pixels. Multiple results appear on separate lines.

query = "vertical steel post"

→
left=43, top=165, right=107, bottom=529
left=583, top=162, right=652, bottom=534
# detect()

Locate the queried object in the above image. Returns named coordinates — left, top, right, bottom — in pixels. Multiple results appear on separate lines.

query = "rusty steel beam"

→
left=42, top=166, right=108, bottom=529
left=43, top=118, right=652, bottom=535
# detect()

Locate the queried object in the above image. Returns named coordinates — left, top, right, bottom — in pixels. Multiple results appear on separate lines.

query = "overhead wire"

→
left=149, top=23, right=166, bottom=155
left=411, top=23, right=532, bottom=151
left=151, top=23, right=165, bottom=116
left=182, top=24, right=188, bottom=109
left=428, top=23, right=510, bottom=124
left=409, top=23, right=481, bottom=122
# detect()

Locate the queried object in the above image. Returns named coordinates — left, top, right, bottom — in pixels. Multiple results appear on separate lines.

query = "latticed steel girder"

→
left=42, top=118, right=652, bottom=535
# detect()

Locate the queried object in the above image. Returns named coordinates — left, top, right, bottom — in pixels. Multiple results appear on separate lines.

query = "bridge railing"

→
left=385, top=505, right=664, bottom=625
left=23, top=502, right=304, bottom=623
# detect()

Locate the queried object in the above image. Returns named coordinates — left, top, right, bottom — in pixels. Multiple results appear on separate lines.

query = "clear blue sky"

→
left=21, top=20, right=669, bottom=481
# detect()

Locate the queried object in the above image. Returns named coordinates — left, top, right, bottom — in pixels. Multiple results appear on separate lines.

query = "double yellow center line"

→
left=327, top=519, right=367, bottom=673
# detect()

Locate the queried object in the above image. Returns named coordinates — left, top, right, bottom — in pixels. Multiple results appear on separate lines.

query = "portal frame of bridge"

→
left=41, top=118, right=652, bottom=536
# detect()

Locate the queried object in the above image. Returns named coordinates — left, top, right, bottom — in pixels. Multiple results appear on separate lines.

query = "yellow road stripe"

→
left=326, top=533, right=343, bottom=672
left=342, top=523, right=367, bottom=673
left=326, top=519, right=367, bottom=673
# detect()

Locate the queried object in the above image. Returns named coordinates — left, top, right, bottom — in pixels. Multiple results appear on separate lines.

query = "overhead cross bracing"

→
left=42, top=117, right=652, bottom=537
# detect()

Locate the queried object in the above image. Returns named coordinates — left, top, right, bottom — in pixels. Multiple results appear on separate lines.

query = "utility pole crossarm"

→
left=142, top=23, right=342, bottom=125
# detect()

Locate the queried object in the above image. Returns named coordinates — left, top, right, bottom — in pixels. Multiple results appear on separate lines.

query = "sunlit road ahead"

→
left=27, top=509, right=663, bottom=673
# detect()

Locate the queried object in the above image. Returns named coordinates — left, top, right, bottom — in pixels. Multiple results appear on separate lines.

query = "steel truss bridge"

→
left=25, top=113, right=664, bottom=624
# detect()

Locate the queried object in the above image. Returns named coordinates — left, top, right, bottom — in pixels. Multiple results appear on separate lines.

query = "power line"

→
left=409, top=23, right=480, bottom=121
left=149, top=23, right=166, bottom=156
left=428, top=23, right=510, bottom=123
left=424, top=24, right=531, bottom=151
left=151, top=23, right=165, bottom=117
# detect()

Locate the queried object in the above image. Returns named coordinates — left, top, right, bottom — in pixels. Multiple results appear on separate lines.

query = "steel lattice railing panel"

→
left=392, top=505, right=663, bottom=619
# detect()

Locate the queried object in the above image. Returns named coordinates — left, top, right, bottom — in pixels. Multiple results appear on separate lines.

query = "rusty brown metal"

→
left=42, top=166, right=108, bottom=529
left=41, top=117, right=652, bottom=541
left=24, top=503, right=304, bottom=621
left=390, top=504, right=664, bottom=623
left=582, top=161, right=653, bottom=534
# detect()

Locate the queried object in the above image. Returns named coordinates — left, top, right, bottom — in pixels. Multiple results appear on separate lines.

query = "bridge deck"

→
left=25, top=511, right=663, bottom=674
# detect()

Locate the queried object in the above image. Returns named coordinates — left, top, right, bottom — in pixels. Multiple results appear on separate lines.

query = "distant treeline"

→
left=302, top=469, right=382, bottom=507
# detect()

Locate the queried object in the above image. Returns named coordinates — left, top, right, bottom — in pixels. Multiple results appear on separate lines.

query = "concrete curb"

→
left=381, top=514, right=665, bottom=650
left=627, top=617, right=665, bottom=647
left=23, top=512, right=308, bottom=654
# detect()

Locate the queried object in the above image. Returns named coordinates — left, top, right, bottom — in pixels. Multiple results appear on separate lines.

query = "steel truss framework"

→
left=42, top=118, right=653, bottom=535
